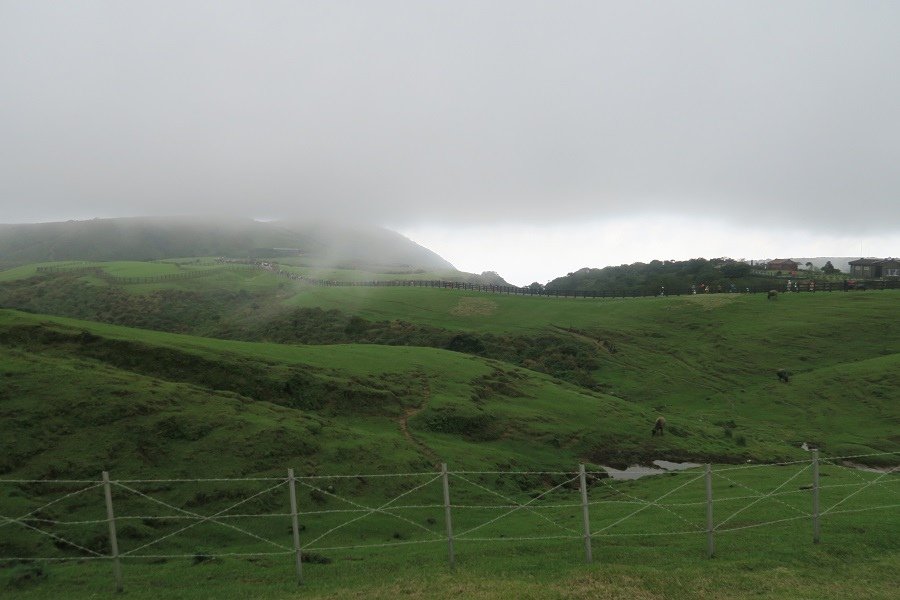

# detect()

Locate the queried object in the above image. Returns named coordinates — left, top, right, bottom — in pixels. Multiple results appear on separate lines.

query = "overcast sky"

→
left=2, top=1, right=899, bottom=284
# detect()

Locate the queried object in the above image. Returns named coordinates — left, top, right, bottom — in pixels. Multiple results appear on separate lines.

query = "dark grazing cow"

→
left=767, top=290, right=778, bottom=300
left=777, top=369, right=791, bottom=383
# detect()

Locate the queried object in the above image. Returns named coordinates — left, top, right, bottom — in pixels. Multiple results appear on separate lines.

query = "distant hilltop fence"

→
left=35, top=262, right=900, bottom=297
left=0, top=451, right=896, bottom=592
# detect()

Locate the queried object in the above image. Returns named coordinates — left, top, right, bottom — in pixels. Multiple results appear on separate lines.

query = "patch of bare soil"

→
left=449, top=297, right=498, bottom=316
left=397, top=372, right=441, bottom=467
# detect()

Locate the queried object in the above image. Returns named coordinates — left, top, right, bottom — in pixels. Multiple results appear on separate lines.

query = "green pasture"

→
left=274, top=262, right=463, bottom=283
left=2, top=461, right=896, bottom=599
left=1, top=260, right=898, bottom=598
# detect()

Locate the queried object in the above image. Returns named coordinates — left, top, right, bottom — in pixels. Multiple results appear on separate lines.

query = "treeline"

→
left=547, top=258, right=808, bottom=296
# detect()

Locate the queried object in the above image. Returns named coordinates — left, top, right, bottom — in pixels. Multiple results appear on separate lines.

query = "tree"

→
left=805, top=261, right=814, bottom=271
left=721, top=262, right=752, bottom=278
left=822, top=261, right=838, bottom=275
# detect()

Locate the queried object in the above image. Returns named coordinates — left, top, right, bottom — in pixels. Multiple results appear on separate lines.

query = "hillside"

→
left=1, top=272, right=898, bottom=598
left=0, top=216, right=455, bottom=271
left=1, top=264, right=898, bottom=462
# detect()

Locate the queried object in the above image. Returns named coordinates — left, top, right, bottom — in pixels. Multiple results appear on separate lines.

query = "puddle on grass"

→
left=799, top=443, right=894, bottom=474
left=841, top=461, right=897, bottom=474
left=602, top=460, right=701, bottom=481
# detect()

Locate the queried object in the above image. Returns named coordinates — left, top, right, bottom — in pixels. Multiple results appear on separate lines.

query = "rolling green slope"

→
left=1, top=265, right=898, bottom=461
left=0, top=308, right=727, bottom=481
left=1, top=276, right=898, bottom=598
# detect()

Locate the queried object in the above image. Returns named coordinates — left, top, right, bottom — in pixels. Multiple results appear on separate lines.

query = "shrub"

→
left=5, top=563, right=46, bottom=589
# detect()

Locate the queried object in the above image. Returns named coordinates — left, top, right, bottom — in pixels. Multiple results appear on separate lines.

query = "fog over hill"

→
left=0, top=216, right=455, bottom=271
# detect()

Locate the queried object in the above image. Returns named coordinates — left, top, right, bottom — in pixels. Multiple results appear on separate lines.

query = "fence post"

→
left=287, top=468, right=304, bottom=584
left=812, top=450, right=820, bottom=544
left=441, top=463, right=455, bottom=570
left=705, top=464, right=715, bottom=558
left=102, top=471, right=123, bottom=593
left=579, top=464, right=593, bottom=563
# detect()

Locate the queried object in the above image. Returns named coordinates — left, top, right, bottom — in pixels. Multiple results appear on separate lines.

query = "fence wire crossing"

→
left=0, top=451, right=897, bottom=591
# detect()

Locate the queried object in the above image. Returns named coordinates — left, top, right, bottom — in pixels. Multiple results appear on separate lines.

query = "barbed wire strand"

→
left=125, top=551, right=294, bottom=559
left=448, top=473, right=580, bottom=535
left=713, top=470, right=810, bottom=519
left=296, top=471, right=437, bottom=480
left=717, top=514, right=809, bottom=533
left=594, top=529, right=701, bottom=538
left=592, top=472, right=706, bottom=536
left=302, top=475, right=443, bottom=550
left=0, top=556, right=112, bottom=562
left=596, top=476, right=703, bottom=532
left=119, top=479, right=289, bottom=557
left=0, top=482, right=105, bottom=530
left=820, top=467, right=899, bottom=517
left=0, top=479, right=101, bottom=484
left=0, top=515, right=106, bottom=557
left=459, top=534, right=582, bottom=542
left=113, top=477, right=286, bottom=483
left=297, top=477, right=441, bottom=544
left=11, top=517, right=110, bottom=526
left=449, top=471, right=577, bottom=476
left=453, top=474, right=580, bottom=539
left=112, top=481, right=290, bottom=552
left=820, top=460, right=900, bottom=499
left=715, top=464, right=811, bottom=530
left=305, top=538, right=446, bottom=552
left=824, top=503, right=900, bottom=517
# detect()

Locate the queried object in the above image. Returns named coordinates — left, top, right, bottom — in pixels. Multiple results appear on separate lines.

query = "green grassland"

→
left=0, top=261, right=898, bottom=598
left=2, top=265, right=897, bottom=460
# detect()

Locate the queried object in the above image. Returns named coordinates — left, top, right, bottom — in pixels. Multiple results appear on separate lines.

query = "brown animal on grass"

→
left=776, top=369, right=791, bottom=383
left=651, top=416, right=666, bottom=437
left=767, top=290, right=778, bottom=300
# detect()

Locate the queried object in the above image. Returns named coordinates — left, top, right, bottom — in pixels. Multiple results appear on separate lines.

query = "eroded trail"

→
left=397, top=371, right=441, bottom=467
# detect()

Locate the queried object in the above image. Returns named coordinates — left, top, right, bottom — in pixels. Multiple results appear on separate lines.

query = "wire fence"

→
left=1, top=451, right=897, bottom=591
left=34, top=262, right=900, bottom=297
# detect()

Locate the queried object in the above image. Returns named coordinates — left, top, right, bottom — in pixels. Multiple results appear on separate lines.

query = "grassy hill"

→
left=1, top=264, right=897, bottom=462
left=1, top=262, right=897, bottom=598
left=0, top=217, right=455, bottom=271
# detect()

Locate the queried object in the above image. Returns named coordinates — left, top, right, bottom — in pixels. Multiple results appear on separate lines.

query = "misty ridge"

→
left=0, top=216, right=871, bottom=290
left=0, top=216, right=454, bottom=273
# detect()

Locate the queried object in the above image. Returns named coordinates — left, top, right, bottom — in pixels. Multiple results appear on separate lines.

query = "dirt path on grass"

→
left=551, top=325, right=608, bottom=350
left=397, top=372, right=441, bottom=468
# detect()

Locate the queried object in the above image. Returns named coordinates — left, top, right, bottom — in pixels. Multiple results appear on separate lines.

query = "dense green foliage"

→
left=547, top=257, right=776, bottom=295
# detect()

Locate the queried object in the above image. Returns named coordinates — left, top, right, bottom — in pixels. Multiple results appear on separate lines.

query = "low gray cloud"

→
left=2, top=1, right=899, bottom=231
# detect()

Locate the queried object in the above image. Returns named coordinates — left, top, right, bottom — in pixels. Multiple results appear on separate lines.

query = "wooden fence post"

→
left=579, top=464, right=593, bottom=563
left=441, top=463, right=455, bottom=570
left=706, top=464, right=715, bottom=558
left=812, top=450, right=820, bottom=544
left=287, top=468, right=304, bottom=584
left=102, top=471, right=123, bottom=593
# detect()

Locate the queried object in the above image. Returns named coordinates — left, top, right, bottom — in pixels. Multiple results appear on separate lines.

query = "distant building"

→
left=766, top=259, right=798, bottom=273
left=849, top=258, right=900, bottom=278
left=883, top=258, right=900, bottom=277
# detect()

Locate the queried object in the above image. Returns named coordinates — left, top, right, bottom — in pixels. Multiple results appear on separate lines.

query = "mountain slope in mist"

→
left=0, top=216, right=455, bottom=270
